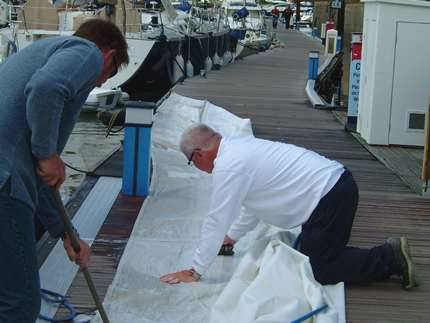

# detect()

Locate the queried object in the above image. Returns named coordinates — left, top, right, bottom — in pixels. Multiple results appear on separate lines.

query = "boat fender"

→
left=205, top=56, right=213, bottom=71
left=173, top=54, right=185, bottom=83
left=212, top=53, right=221, bottom=70
left=222, top=50, right=233, bottom=66
left=186, top=59, right=194, bottom=78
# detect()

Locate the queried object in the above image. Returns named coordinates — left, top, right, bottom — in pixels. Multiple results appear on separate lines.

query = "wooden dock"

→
left=174, top=30, right=430, bottom=322
left=52, top=29, right=430, bottom=322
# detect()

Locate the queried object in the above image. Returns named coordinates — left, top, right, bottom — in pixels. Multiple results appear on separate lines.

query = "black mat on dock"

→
left=92, top=149, right=123, bottom=177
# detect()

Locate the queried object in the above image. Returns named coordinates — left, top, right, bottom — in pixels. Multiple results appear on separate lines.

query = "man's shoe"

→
left=387, top=237, right=417, bottom=289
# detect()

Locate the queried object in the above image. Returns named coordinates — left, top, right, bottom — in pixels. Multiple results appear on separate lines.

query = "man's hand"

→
left=160, top=269, right=200, bottom=284
left=63, top=235, right=91, bottom=268
left=223, top=235, right=236, bottom=245
left=36, top=154, right=65, bottom=189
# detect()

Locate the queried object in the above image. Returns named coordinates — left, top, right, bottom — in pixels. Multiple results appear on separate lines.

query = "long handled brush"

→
left=52, top=189, right=110, bottom=323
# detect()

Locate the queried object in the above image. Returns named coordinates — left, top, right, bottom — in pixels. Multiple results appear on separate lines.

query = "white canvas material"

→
left=211, top=231, right=342, bottom=323
left=93, top=93, right=345, bottom=323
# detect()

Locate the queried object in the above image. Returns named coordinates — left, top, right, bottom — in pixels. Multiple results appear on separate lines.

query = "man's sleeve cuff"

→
left=226, top=230, right=242, bottom=242
left=32, top=145, right=57, bottom=160
left=191, top=263, right=207, bottom=277
left=49, top=222, right=65, bottom=239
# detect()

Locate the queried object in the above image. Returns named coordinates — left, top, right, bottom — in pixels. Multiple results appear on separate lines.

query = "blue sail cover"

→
left=233, top=7, right=249, bottom=19
left=177, top=0, right=192, bottom=12
left=229, top=29, right=246, bottom=40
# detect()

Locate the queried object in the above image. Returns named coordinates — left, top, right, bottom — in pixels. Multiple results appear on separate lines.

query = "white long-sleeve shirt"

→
left=191, top=136, right=344, bottom=275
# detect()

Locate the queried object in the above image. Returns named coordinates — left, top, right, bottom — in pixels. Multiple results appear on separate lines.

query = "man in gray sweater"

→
left=0, top=19, right=128, bottom=322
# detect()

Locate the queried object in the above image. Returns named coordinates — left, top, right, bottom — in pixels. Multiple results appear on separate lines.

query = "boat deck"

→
left=174, top=29, right=430, bottom=322
left=55, top=29, right=430, bottom=322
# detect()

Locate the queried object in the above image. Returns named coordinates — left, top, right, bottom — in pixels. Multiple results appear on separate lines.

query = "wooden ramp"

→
left=174, top=30, right=430, bottom=322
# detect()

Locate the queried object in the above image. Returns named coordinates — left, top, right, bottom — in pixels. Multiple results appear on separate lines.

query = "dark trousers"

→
left=285, top=16, right=291, bottom=29
left=300, top=170, right=398, bottom=285
left=0, top=182, right=40, bottom=323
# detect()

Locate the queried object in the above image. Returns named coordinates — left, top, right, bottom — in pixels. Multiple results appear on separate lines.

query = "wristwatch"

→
left=189, top=268, right=201, bottom=281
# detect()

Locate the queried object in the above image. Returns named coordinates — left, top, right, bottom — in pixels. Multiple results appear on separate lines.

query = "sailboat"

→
left=0, top=0, right=233, bottom=110
left=222, top=0, right=273, bottom=59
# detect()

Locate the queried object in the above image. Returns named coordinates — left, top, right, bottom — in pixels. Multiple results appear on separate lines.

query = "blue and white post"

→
left=346, top=32, right=363, bottom=130
left=308, top=51, right=319, bottom=80
left=122, top=101, right=155, bottom=196
left=336, top=36, right=342, bottom=53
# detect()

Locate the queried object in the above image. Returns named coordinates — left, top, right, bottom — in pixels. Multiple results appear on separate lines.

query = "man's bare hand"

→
left=36, top=154, right=65, bottom=189
left=223, top=235, right=236, bottom=245
left=63, top=235, right=91, bottom=268
left=160, top=269, right=200, bottom=284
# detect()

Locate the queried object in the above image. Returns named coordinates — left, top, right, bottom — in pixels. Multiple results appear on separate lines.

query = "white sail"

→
left=160, top=0, right=178, bottom=22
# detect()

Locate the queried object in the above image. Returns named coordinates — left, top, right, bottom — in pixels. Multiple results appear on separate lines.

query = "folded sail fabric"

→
left=211, top=232, right=341, bottom=323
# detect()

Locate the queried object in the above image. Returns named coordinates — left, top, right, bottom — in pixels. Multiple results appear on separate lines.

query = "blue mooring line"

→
left=290, top=303, right=329, bottom=323
left=38, top=288, right=93, bottom=323
left=39, top=289, right=76, bottom=322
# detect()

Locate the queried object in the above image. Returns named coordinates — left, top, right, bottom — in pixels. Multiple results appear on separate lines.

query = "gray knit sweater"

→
left=0, top=36, right=103, bottom=236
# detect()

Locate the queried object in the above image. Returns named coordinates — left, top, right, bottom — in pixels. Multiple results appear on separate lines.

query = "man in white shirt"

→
left=160, top=124, right=416, bottom=289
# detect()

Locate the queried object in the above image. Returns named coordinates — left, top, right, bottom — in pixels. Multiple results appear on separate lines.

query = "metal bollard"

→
left=122, top=101, right=155, bottom=196
left=325, top=29, right=338, bottom=56
left=336, top=36, right=342, bottom=53
left=308, top=51, right=319, bottom=80
left=312, top=27, right=319, bottom=38
left=321, top=23, right=327, bottom=45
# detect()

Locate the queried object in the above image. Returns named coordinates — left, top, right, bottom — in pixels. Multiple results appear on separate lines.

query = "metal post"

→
left=321, top=23, right=326, bottom=45
left=295, top=0, right=301, bottom=30
left=312, top=27, right=318, bottom=38
left=336, top=36, right=342, bottom=53
left=122, top=101, right=155, bottom=196
left=337, top=0, right=345, bottom=51
left=346, top=32, right=363, bottom=131
left=308, top=51, right=319, bottom=80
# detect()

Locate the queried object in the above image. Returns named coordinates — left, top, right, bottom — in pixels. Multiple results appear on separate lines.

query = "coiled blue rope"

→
left=38, top=289, right=94, bottom=323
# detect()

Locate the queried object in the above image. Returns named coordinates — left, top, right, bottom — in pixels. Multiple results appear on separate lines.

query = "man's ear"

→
left=102, top=48, right=116, bottom=62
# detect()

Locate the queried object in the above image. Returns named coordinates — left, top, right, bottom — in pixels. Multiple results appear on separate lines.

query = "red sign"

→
left=326, top=21, right=335, bottom=31
left=352, top=43, right=362, bottom=60
left=351, top=32, right=362, bottom=60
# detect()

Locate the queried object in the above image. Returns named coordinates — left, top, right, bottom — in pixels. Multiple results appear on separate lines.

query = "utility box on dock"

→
left=122, top=101, right=155, bottom=196
left=357, top=0, right=430, bottom=146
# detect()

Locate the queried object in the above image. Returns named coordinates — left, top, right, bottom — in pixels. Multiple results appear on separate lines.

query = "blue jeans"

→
left=0, top=180, right=40, bottom=323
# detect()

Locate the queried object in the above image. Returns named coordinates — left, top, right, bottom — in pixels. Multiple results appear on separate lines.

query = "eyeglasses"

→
left=109, top=55, right=118, bottom=79
left=187, top=151, right=196, bottom=166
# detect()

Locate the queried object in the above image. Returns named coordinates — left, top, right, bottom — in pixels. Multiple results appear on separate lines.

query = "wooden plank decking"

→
left=54, top=191, right=144, bottom=319
left=334, top=110, right=425, bottom=195
left=174, top=30, right=430, bottom=322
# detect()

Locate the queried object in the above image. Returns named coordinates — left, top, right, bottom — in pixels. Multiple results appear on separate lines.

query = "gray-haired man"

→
left=160, top=124, right=416, bottom=290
